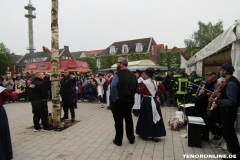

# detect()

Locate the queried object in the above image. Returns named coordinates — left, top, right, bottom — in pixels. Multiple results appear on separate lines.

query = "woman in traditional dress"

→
left=0, top=86, right=22, bottom=160
left=132, top=70, right=144, bottom=116
left=135, top=68, right=166, bottom=142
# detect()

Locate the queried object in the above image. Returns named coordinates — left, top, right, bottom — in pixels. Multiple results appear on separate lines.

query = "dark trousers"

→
left=203, top=108, right=221, bottom=135
left=111, top=99, right=135, bottom=145
left=83, top=92, right=87, bottom=99
left=220, top=107, right=240, bottom=157
left=62, top=94, right=75, bottom=119
left=77, top=93, right=81, bottom=100
left=89, top=92, right=93, bottom=100
left=166, top=91, right=176, bottom=106
left=31, top=101, right=49, bottom=130
left=98, top=95, right=103, bottom=102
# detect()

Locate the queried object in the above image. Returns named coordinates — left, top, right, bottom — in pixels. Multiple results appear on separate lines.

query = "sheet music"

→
left=180, top=103, right=195, bottom=108
left=188, top=116, right=206, bottom=125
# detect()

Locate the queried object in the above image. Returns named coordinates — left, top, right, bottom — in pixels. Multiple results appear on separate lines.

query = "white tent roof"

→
left=111, top=60, right=156, bottom=68
left=186, top=19, right=240, bottom=67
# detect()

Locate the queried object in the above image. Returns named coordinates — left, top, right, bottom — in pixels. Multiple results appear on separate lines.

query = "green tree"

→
left=184, top=20, right=224, bottom=58
left=0, top=42, right=13, bottom=75
left=100, top=55, right=121, bottom=69
left=158, top=51, right=181, bottom=72
left=75, top=57, right=97, bottom=73
left=127, top=53, right=149, bottom=62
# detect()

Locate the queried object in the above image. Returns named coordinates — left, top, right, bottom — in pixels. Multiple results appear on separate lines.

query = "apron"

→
left=96, top=78, right=105, bottom=96
left=133, top=77, right=144, bottom=110
left=106, top=76, right=113, bottom=107
left=143, top=78, right=161, bottom=124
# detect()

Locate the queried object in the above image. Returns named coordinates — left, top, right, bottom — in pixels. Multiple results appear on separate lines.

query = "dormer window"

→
left=122, top=44, right=129, bottom=53
left=110, top=46, right=116, bottom=54
left=136, top=43, right=143, bottom=52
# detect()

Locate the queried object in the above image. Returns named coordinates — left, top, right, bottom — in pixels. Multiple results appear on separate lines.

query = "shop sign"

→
left=82, top=63, right=87, bottom=68
left=29, top=64, right=36, bottom=69
left=39, top=65, right=48, bottom=70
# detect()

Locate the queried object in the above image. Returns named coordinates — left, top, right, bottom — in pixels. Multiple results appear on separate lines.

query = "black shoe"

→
left=107, top=106, right=111, bottom=110
left=150, top=137, right=159, bottom=142
left=201, top=136, right=209, bottom=141
left=113, top=139, right=122, bottom=146
left=61, top=117, right=67, bottom=121
left=75, top=107, right=78, bottom=109
left=129, top=139, right=135, bottom=144
left=71, top=117, right=75, bottom=122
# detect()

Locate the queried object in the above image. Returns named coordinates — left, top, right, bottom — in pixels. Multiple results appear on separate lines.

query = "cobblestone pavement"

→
left=3, top=101, right=229, bottom=160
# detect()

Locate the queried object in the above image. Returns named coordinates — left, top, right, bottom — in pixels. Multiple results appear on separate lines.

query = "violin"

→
left=207, top=81, right=226, bottom=110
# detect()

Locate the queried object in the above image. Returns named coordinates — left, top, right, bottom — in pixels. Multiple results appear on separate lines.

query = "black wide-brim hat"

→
left=145, top=68, right=155, bottom=76
left=108, top=70, right=114, bottom=73
left=135, top=70, right=142, bottom=74
left=98, top=73, right=103, bottom=76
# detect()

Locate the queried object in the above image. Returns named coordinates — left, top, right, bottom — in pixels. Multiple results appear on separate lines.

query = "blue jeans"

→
left=166, top=91, right=176, bottom=106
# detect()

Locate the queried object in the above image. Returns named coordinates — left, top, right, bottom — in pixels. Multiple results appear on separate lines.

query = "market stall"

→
left=24, top=60, right=91, bottom=73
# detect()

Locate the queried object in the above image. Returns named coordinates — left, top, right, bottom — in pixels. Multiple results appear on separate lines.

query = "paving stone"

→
left=3, top=102, right=227, bottom=160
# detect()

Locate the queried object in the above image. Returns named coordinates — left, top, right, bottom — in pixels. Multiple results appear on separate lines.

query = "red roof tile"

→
left=84, top=49, right=105, bottom=56
left=157, top=44, right=164, bottom=52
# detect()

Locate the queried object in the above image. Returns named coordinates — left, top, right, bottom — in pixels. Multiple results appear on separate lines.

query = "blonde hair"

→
left=151, top=77, right=158, bottom=91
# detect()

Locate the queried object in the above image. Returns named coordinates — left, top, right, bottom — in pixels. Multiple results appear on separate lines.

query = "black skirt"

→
left=136, top=97, right=166, bottom=138
left=0, top=106, right=13, bottom=160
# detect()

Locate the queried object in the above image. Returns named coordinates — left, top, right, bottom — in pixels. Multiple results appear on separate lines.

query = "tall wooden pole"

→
left=51, top=0, right=61, bottom=127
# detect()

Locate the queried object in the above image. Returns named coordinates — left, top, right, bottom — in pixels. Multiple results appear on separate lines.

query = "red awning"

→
left=24, top=60, right=91, bottom=73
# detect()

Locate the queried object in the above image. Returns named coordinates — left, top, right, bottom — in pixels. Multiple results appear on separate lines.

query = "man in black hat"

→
left=111, top=57, right=138, bottom=146
left=195, top=71, right=217, bottom=141
left=95, top=73, right=106, bottom=108
left=204, top=64, right=240, bottom=159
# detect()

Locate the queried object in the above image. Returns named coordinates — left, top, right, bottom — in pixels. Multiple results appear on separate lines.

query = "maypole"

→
left=51, top=0, right=61, bottom=127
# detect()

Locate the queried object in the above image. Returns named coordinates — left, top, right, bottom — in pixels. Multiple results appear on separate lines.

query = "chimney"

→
left=165, top=45, right=168, bottom=51
left=64, top=46, right=69, bottom=51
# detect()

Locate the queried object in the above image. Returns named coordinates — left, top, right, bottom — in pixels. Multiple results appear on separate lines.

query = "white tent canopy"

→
left=111, top=59, right=156, bottom=68
left=186, top=20, right=240, bottom=67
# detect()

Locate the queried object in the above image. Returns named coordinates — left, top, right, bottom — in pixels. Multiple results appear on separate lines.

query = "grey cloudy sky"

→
left=0, top=0, right=239, bottom=55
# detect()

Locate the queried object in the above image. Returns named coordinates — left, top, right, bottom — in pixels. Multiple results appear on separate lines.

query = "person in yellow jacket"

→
left=173, top=72, right=188, bottom=111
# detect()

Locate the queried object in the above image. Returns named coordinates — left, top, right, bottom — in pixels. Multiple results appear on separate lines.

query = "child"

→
left=83, top=82, right=88, bottom=102
left=77, top=80, right=82, bottom=102
left=87, top=79, right=94, bottom=102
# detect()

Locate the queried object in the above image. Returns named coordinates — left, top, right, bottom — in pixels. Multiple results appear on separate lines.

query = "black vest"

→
left=115, top=69, right=137, bottom=102
left=220, top=76, right=240, bottom=108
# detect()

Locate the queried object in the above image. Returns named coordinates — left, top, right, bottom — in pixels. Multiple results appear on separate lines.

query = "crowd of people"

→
left=0, top=57, right=240, bottom=159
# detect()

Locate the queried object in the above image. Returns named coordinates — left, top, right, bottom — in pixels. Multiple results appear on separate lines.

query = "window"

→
left=66, top=57, right=68, bottom=59
left=152, top=45, right=154, bottom=56
left=22, top=68, right=24, bottom=73
left=122, top=44, right=129, bottom=53
left=18, top=68, right=20, bottom=73
left=69, top=57, right=71, bottom=60
left=62, top=56, right=65, bottom=59
left=110, top=46, right=116, bottom=54
left=136, top=43, right=143, bottom=52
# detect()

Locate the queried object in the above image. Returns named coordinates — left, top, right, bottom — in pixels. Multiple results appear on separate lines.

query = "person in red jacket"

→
left=135, top=68, right=166, bottom=142
left=0, top=86, right=22, bottom=160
